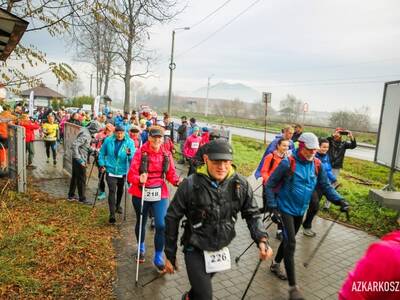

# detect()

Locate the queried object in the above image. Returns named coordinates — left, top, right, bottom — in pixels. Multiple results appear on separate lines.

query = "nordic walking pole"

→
left=303, top=211, right=343, bottom=268
left=253, top=183, right=262, bottom=193
left=136, top=153, right=148, bottom=287
left=86, top=160, right=95, bottom=185
left=141, top=271, right=166, bottom=287
left=124, top=153, right=130, bottom=222
left=235, top=216, right=273, bottom=264
left=241, top=259, right=262, bottom=300
left=92, top=171, right=105, bottom=209
left=135, top=184, right=146, bottom=287
left=123, top=179, right=128, bottom=221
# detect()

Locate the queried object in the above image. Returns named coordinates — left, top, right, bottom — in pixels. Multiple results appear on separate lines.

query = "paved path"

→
left=30, top=141, right=378, bottom=300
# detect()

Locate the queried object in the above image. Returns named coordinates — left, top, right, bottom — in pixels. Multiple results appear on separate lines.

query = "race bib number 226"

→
left=204, top=247, right=231, bottom=273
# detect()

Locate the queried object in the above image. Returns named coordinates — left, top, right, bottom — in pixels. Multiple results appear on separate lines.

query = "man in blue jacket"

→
left=265, top=132, right=349, bottom=300
left=98, top=126, right=136, bottom=224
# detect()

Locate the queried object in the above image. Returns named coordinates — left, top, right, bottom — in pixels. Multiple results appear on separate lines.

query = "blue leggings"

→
left=132, top=197, right=168, bottom=252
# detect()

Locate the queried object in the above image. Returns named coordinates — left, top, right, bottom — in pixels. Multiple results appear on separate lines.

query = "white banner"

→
left=93, top=95, right=100, bottom=117
left=28, top=91, right=34, bottom=117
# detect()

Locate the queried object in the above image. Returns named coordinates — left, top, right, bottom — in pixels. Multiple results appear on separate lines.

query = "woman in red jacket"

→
left=183, top=126, right=202, bottom=175
left=127, top=126, right=182, bottom=271
left=19, top=114, right=40, bottom=168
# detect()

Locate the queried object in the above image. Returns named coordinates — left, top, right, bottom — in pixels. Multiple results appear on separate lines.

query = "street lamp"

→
left=167, top=27, right=190, bottom=115
left=205, top=74, right=214, bottom=117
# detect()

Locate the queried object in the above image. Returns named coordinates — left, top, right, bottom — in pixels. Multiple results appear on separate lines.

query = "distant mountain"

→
left=190, top=82, right=261, bottom=103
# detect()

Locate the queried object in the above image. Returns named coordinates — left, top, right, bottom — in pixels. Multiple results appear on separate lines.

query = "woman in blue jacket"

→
left=302, top=138, right=338, bottom=237
left=98, top=126, right=136, bottom=224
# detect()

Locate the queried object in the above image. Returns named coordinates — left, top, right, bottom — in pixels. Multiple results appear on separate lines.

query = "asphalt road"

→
left=174, top=118, right=375, bottom=162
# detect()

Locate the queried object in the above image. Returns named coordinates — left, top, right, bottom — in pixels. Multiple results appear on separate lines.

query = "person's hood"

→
left=196, top=163, right=235, bottom=182
left=382, top=230, right=400, bottom=244
left=87, top=121, right=101, bottom=134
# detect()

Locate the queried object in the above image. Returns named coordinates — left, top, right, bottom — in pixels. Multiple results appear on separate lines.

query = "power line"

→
left=177, top=0, right=263, bottom=58
left=190, top=0, right=233, bottom=29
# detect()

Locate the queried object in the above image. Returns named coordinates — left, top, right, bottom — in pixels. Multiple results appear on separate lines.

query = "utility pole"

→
left=90, top=74, right=93, bottom=97
left=205, top=74, right=214, bottom=117
left=263, top=92, right=271, bottom=145
left=167, top=27, right=190, bottom=115
left=167, top=30, right=176, bottom=115
left=303, top=102, right=309, bottom=126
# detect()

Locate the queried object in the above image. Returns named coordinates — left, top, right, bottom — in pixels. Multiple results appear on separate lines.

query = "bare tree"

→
left=70, top=10, right=118, bottom=96
left=105, top=0, right=183, bottom=112
left=279, top=94, right=303, bottom=123
left=329, top=106, right=371, bottom=131
left=63, top=77, right=84, bottom=97
left=0, top=0, right=95, bottom=91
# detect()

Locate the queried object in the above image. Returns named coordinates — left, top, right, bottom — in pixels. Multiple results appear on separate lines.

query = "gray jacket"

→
left=71, top=122, right=100, bottom=162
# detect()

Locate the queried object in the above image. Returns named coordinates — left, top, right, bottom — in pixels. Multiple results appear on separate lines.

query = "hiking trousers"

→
left=274, top=212, right=303, bottom=286
left=184, top=246, right=216, bottom=300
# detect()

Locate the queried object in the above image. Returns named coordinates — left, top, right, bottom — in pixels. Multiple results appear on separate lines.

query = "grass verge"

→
left=174, top=111, right=377, bottom=145
left=0, top=185, right=116, bottom=299
left=232, top=135, right=399, bottom=237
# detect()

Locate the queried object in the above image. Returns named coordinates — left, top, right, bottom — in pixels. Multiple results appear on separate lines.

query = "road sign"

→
left=303, top=102, right=309, bottom=112
left=262, top=92, right=271, bottom=103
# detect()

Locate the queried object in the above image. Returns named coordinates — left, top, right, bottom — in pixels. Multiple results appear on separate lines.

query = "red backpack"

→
left=287, top=156, right=321, bottom=177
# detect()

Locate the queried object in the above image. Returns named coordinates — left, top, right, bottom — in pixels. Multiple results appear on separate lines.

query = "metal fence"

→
left=7, top=125, right=26, bottom=193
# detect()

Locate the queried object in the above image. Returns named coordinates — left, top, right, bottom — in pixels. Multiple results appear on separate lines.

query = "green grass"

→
left=232, top=135, right=264, bottom=176
left=174, top=111, right=377, bottom=145
left=231, top=135, right=398, bottom=237
left=0, top=189, right=116, bottom=299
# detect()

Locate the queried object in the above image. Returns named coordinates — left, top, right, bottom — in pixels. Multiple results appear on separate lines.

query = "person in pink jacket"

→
left=339, top=230, right=400, bottom=300
left=183, top=126, right=202, bottom=175
left=127, top=125, right=182, bottom=271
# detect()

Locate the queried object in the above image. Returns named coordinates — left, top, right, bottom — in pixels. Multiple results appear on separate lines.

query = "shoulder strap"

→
left=162, top=150, right=170, bottom=179
left=288, top=156, right=296, bottom=176
left=314, top=157, right=321, bottom=176
left=268, top=156, right=275, bottom=173
left=287, top=155, right=321, bottom=177
left=139, top=151, right=148, bottom=174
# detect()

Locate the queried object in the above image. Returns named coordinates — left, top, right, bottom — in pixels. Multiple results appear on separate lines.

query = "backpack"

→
left=287, top=155, right=321, bottom=177
left=180, top=173, right=243, bottom=246
left=140, top=149, right=170, bottom=179
left=271, top=156, right=321, bottom=194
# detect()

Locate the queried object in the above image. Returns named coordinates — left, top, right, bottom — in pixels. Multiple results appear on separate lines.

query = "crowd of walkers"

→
left=3, top=102, right=397, bottom=300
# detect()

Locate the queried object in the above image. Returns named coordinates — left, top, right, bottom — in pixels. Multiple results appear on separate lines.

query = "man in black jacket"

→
left=325, top=127, right=356, bottom=208
left=327, top=128, right=357, bottom=174
left=164, top=139, right=272, bottom=300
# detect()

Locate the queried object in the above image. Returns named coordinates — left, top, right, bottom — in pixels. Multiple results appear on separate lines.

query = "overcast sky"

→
left=21, top=0, right=400, bottom=119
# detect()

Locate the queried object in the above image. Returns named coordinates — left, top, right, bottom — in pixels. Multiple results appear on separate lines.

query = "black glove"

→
left=339, top=200, right=350, bottom=213
left=269, top=207, right=281, bottom=224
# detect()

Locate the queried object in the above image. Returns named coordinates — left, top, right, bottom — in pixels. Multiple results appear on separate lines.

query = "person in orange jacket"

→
left=260, top=138, right=290, bottom=184
left=260, top=138, right=290, bottom=240
left=0, top=105, right=17, bottom=147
